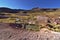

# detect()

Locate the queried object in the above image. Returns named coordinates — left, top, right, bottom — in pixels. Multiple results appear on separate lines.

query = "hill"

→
left=0, top=7, right=25, bottom=13
left=0, top=7, right=60, bottom=40
left=0, top=7, right=60, bottom=32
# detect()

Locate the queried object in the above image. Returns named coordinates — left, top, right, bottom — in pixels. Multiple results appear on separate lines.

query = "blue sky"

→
left=0, top=0, right=60, bottom=9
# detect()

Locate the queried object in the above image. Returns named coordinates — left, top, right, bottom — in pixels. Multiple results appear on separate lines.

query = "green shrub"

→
left=26, top=24, right=40, bottom=31
left=48, top=24, right=60, bottom=32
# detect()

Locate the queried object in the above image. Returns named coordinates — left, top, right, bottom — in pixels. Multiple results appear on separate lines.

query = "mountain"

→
left=31, top=7, right=58, bottom=12
left=0, top=7, right=59, bottom=13
left=0, top=7, right=25, bottom=13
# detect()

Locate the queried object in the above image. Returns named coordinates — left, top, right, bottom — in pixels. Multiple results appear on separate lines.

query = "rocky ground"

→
left=0, top=23, right=60, bottom=40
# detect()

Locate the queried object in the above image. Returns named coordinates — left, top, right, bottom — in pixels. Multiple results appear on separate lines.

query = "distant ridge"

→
left=0, top=7, right=59, bottom=13
left=0, top=7, right=25, bottom=13
left=31, top=7, right=58, bottom=12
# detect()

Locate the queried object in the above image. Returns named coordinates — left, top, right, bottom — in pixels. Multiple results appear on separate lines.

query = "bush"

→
left=26, top=24, right=40, bottom=31
left=48, top=24, right=60, bottom=32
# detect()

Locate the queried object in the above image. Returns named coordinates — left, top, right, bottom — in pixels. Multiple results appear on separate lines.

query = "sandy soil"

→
left=0, top=23, right=60, bottom=40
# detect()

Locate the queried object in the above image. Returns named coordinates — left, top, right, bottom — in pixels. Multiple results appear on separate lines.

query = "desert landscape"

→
left=0, top=7, right=60, bottom=40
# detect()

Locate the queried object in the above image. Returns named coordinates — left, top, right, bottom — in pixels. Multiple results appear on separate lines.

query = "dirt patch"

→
left=0, top=23, right=60, bottom=40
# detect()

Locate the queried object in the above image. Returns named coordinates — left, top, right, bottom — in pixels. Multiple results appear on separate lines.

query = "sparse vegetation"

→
left=0, top=8, right=60, bottom=32
left=26, top=24, right=40, bottom=31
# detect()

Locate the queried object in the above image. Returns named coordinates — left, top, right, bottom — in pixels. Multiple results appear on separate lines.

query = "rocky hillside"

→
left=0, top=7, right=60, bottom=40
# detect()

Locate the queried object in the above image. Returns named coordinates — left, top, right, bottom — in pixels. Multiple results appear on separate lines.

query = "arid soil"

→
left=0, top=23, right=60, bottom=40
